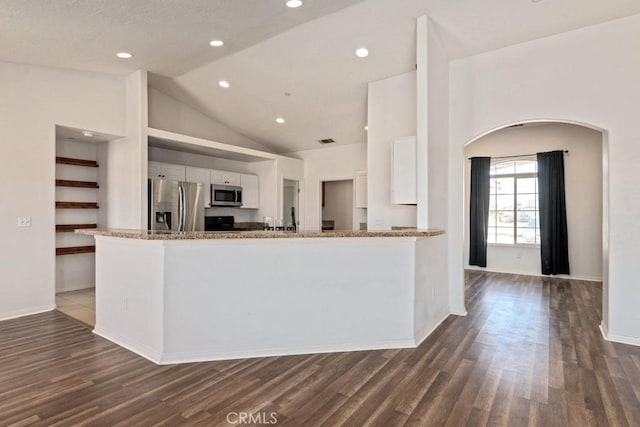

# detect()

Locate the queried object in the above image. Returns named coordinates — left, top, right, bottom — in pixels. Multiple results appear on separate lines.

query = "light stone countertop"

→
left=75, top=228, right=445, bottom=240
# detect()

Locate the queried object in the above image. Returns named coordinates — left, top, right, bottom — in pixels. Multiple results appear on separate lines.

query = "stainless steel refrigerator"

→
left=148, top=179, right=205, bottom=232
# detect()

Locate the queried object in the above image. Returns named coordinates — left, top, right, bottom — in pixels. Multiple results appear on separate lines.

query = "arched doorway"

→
left=458, top=119, right=609, bottom=329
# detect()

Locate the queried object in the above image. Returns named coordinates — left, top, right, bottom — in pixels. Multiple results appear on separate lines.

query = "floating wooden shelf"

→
left=56, top=202, right=99, bottom=209
left=56, top=179, right=99, bottom=188
left=56, top=246, right=95, bottom=256
left=56, top=157, right=98, bottom=168
left=56, top=224, right=97, bottom=233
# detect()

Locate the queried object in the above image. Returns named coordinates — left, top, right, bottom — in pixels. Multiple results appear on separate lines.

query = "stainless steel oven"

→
left=211, top=184, right=242, bottom=207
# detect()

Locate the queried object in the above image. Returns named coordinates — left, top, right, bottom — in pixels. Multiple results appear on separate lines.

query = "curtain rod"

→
left=468, top=150, right=568, bottom=160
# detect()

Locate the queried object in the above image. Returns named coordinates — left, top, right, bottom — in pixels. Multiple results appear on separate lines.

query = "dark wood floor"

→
left=1, top=272, right=640, bottom=426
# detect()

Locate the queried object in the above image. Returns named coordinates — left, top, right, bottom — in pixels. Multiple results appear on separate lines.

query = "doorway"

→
left=282, top=179, right=299, bottom=230
left=321, top=179, right=354, bottom=231
left=460, top=120, right=608, bottom=324
left=54, top=125, right=122, bottom=327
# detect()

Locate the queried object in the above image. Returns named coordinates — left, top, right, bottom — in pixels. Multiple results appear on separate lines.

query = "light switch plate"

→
left=17, top=217, right=31, bottom=228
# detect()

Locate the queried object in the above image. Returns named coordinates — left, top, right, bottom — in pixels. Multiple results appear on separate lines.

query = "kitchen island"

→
left=78, top=228, right=449, bottom=364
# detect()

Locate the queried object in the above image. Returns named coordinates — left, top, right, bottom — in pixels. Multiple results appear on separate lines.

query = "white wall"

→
left=416, top=16, right=449, bottom=231
left=419, top=17, right=454, bottom=314
left=0, top=61, right=125, bottom=320
left=274, top=156, right=305, bottom=229
left=247, top=160, right=278, bottom=224
left=148, top=87, right=271, bottom=152
left=323, top=180, right=353, bottom=231
left=288, top=143, right=366, bottom=231
left=102, top=70, right=146, bottom=230
left=367, top=71, right=417, bottom=230
left=244, top=156, right=304, bottom=227
left=464, top=123, right=603, bottom=280
left=426, top=20, right=450, bottom=231
left=414, top=234, right=449, bottom=342
left=450, top=14, right=640, bottom=344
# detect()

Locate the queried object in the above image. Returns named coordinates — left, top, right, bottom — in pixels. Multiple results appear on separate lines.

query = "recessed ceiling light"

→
left=116, top=52, right=133, bottom=59
left=276, top=117, right=285, bottom=124
left=355, top=47, right=369, bottom=58
left=209, top=40, right=224, bottom=47
left=82, top=131, right=94, bottom=137
left=286, top=0, right=302, bottom=8
left=219, top=80, right=230, bottom=88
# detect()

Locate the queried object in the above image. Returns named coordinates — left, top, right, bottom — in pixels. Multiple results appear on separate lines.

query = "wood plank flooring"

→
left=1, top=271, right=640, bottom=426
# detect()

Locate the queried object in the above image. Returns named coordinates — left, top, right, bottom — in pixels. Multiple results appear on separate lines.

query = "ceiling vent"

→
left=318, top=138, right=335, bottom=144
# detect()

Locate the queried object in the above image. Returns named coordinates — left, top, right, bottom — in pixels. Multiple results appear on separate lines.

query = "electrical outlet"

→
left=375, top=217, right=384, bottom=225
left=17, top=217, right=31, bottom=228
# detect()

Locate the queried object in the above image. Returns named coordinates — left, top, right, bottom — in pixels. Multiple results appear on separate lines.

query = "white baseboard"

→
left=449, top=306, right=468, bottom=316
left=94, top=325, right=416, bottom=365
left=159, top=339, right=416, bottom=365
left=0, top=305, right=55, bottom=322
left=465, top=266, right=602, bottom=282
left=600, top=323, right=640, bottom=347
left=93, top=326, right=163, bottom=364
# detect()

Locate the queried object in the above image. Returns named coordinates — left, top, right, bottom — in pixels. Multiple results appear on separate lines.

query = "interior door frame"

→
left=318, top=175, right=356, bottom=231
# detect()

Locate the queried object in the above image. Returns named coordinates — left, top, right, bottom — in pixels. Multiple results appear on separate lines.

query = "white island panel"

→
left=94, top=237, right=165, bottom=362
left=162, top=238, right=415, bottom=362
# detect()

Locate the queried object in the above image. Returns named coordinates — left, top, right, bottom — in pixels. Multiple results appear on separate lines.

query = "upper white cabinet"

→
left=240, top=173, right=260, bottom=209
left=149, top=161, right=260, bottom=209
left=148, top=161, right=186, bottom=182
left=186, top=166, right=212, bottom=207
left=211, top=169, right=241, bottom=186
left=355, top=171, right=367, bottom=208
left=391, top=136, right=417, bottom=205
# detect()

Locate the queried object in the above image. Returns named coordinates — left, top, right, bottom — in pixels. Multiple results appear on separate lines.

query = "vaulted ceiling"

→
left=2, top=0, right=640, bottom=153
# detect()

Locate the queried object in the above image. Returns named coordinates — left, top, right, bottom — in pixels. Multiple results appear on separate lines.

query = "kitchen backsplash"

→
left=235, top=222, right=265, bottom=230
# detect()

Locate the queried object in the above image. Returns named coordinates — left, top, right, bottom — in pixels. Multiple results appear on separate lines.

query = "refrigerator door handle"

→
left=178, top=185, right=185, bottom=232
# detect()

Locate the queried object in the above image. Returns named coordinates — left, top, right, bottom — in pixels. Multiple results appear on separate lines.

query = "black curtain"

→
left=537, top=150, right=570, bottom=275
left=469, top=157, right=491, bottom=267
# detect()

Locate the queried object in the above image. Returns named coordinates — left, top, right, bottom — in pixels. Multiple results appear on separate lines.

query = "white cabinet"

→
left=149, top=162, right=255, bottom=209
left=240, top=173, right=260, bottom=209
left=355, top=171, right=367, bottom=208
left=391, top=136, right=416, bottom=205
left=148, top=161, right=186, bottom=181
left=186, top=167, right=212, bottom=207
left=211, top=169, right=241, bottom=186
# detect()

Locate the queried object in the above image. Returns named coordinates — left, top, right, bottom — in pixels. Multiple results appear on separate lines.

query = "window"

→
left=488, top=159, right=540, bottom=245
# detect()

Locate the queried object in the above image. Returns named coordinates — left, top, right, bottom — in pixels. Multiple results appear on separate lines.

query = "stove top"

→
left=205, top=215, right=235, bottom=231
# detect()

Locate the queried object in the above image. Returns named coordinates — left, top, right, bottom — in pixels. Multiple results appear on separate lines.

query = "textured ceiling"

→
left=3, top=0, right=640, bottom=153
left=0, top=0, right=366, bottom=76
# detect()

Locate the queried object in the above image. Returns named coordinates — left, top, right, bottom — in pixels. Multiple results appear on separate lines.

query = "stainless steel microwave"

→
left=211, top=184, right=242, bottom=207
